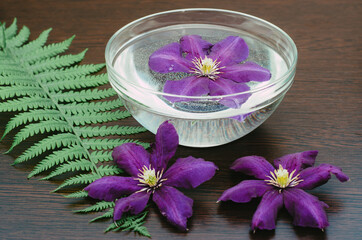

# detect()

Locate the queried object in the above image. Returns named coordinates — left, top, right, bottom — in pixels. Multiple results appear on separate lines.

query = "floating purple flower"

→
left=218, top=151, right=349, bottom=231
left=149, top=35, right=271, bottom=108
left=85, top=121, right=218, bottom=231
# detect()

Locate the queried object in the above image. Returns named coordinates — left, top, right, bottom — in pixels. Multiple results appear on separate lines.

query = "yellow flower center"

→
left=136, top=165, right=166, bottom=193
left=265, top=165, right=303, bottom=192
left=190, top=56, right=224, bottom=80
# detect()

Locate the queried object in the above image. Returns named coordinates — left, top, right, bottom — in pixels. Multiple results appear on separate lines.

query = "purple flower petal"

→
left=149, top=42, right=192, bottom=73
left=283, top=188, right=329, bottom=229
left=112, top=143, right=150, bottom=177
left=180, top=35, right=212, bottom=61
left=273, top=150, right=318, bottom=173
left=153, top=186, right=193, bottom=231
left=163, top=156, right=218, bottom=189
left=297, top=163, right=349, bottom=190
left=163, top=76, right=210, bottom=102
left=209, top=78, right=251, bottom=108
left=220, top=62, right=271, bottom=83
left=84, top=176, right=142, bottom=202
left=218, top=180, right=273, bottom=203
left=251, top=189, right=283, bottom=230
left=231, top=155, right=275, bottom=180
left=209, top=36, right=249, bottom=66
left=150, top=121, right=179, bottom=171
left=113, top=191, right=151, bottom=221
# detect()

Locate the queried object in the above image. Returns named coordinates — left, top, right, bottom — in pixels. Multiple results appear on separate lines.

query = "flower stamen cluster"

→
left=135, top=165, right=167, bottom=193
left=190, top=56, right=224, bottom=80
left=265, top=164, right=303, bottom=192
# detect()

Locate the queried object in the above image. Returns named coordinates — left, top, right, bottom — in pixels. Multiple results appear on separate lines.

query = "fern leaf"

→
left=74, top=125, right=146, bottom=138
left=89, top=209, right=114, bottom=222
left=6, top=26, right=30, bottom=48
left=14, top=28, right=52, bottom=55
left=0, top=24, right=5, bottom=50
left=89, top=151, right=112, bottom=164
left=118, top=212, right=150, bottom=237
left=0, top=62, right=25, bottom=72
left=0, top=86, right=46, bottom=100
left=23, top=35, right=75, bottom=63
left=60, top=100, right=123, bottom=114
left=28, top=145, right=88, bottom=178
left=64, top=190, right=89, bottom=198
left=13, top=133, right=79, bottom=165
left=68, top=110, right=130, bottom=126
left=74, top=201, right=115, bottom=213
left=36, top=63, right=105, bottom=82
left=97, top=165, right=123, bottom=177
left=0, top=96, right=56, bottom=112
left=52, top=88, right=116, bottom=103
left=8, top=120, right=72, bottom=152
left=4, top=18, right=18, bottom=40
left=83, top=139, right=149, bottom=150
left=1, top=20, right=150, bottom=236
left=0, top=75, right=37, bottom=86
left=105, top=211, right=149, bottom=236
left=41, top=159, right=93, bottom=180
left=52, top=173, right=100, bottom=192
left=44, top=74, right=109, bottom=91
left=1, top=109, right=63, bottom=139
left=29, top=49, right=87, bottom=74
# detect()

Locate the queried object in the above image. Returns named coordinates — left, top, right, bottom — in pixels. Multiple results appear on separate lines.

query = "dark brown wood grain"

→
left=0, top=0, right=361, bottom=239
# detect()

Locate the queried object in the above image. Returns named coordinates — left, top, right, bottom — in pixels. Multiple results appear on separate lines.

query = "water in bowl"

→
left=111, top=24, right=289, bottom=147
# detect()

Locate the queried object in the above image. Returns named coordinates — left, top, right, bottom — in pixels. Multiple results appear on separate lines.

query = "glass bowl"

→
left=105, top=8, right=297, bottom=147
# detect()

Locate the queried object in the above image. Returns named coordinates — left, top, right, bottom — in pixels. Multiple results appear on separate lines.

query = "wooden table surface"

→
left=0, top=0, right=361, bottom=239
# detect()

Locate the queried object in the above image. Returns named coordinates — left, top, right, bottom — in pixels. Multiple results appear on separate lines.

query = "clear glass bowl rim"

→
left=105, top=8, right=298, bottom=99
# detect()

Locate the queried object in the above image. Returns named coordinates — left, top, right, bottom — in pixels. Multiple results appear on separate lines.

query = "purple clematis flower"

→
left=149, top=35, right=271, bottom=108
left=84, top=121, right=218, bottom=231
left=218, top=151, right=349, bottom=231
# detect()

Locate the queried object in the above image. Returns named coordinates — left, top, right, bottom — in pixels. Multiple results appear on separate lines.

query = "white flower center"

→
left=265, top=165, right=303, bottom=192
left=135, top=165, right=166, bottom=193
left=190, top=56, right=224, bottom=80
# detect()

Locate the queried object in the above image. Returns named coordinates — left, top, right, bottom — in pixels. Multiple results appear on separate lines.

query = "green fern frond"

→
left=28, top=145, right=87, bottom=178
left=52, top=173, right=100, bottom=192
left=0, top=96, right=56, bottom=112
left=8, top=120, right=72, bottom=152
left=83, top=138, right=150, bottom=150
left=45, top=74, right=109, bottom=91
left=105, top=211, right=150, bottom=237
left=6, top=25, right=30, bottom=48
left=36, top=63, right=105, bottom=82
left=41, top=159, right=93, bottom=180
left=0, top=75, right=38, bottom=86
left=52, top=88, right=116, bottom=103
left=97, top=165, right=123, bottom=177
left=0, top=85, right=46, bottom=99
left=13, top=133, right=79, bottom=165
left=74, top=201, right=115, bottom=213
left=89, top=151, right=112, bottom=164
left=74, top=125, right=146, bottom=138
left=15, top=28, right=52, bottom=55
left=4, top=18, right=17, bottom=40
left=64, top=190, right=88, bottom=198
left=89, top=209, right=113, bottom=222
left=119, top=212, right=150, bottom=237
left=1, top=19, right=151, bottom=236
left=67, top=110, right=130, bottom=125
left=23, top=35, right=75, bottom=63
left=1, top=109, right=64, bottom=140
left=29, top=49, right=87, bottom=74
left=61, top=100, right=123, bottom=114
